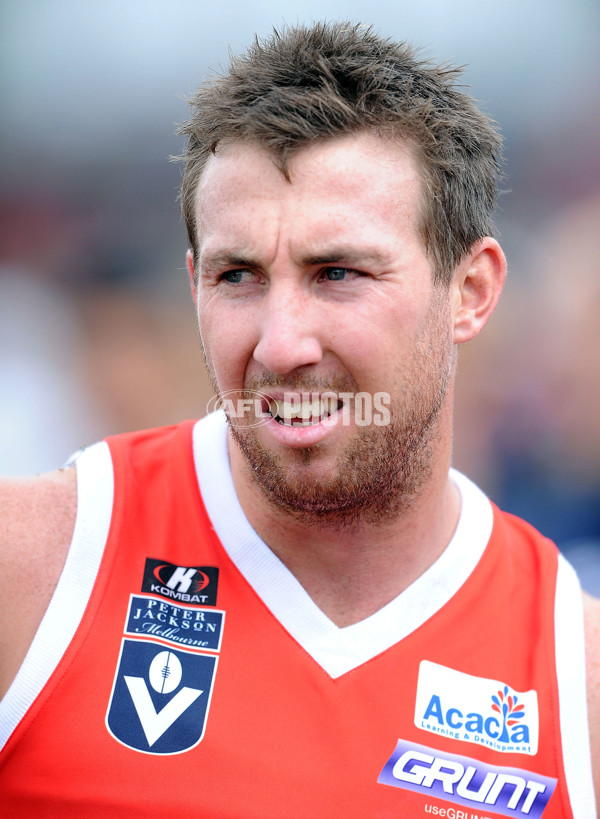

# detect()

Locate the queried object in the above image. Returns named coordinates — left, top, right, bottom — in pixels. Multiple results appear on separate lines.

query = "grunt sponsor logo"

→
left=142, top=558, right=219, bottom=606
left=378, top=739, right=556, bottom=818
left=415, top=662, right=539, bottom=755
left=125, top=594, right=224, bottom=651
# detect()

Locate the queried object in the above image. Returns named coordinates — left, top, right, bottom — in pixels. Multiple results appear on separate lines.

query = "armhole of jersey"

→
left=0, top=442, right=114, bottom=753
left=555, top=553, right=597, bottom=817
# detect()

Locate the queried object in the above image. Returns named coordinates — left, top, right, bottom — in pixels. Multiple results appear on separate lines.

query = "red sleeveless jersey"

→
left=0, top=414, right=595, bottom=817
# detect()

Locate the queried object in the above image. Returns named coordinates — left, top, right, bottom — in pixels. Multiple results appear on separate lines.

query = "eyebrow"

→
left=300, top=248, right=391, bottom=267
left=199, top=252, right=259, bottom=275
left=199, top=246, right=392, bottom=274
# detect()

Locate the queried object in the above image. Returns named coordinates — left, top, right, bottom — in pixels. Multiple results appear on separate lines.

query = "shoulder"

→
left=583, top=592, right=600, bottom=801
left=0, top=468, right=77, bottom=570
left=0, top=467, right=77, bottom=536
left=0, top=468, right=77, bottom=697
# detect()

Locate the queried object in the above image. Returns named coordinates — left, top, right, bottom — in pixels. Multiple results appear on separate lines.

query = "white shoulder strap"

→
left=0, top=442, right=114, bottom=751
left=555, top=554, right=597, bottom=816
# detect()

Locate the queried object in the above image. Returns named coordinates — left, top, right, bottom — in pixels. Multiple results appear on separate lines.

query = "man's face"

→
left=193, top=132, right=456, bottom=524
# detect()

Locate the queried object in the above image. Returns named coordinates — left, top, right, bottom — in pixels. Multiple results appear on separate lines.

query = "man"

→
left=0, top=21, right=598, bottom=817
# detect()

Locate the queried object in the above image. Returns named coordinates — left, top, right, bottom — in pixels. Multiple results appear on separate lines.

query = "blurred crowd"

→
left=454, top=196, right=600, bottom=593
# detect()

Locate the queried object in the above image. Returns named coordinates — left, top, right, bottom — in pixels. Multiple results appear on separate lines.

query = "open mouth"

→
left=267, top=395, right=344, bottom=427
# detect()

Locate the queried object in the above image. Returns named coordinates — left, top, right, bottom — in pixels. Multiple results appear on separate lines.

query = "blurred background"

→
left=1, top=0, right=599, bottom=589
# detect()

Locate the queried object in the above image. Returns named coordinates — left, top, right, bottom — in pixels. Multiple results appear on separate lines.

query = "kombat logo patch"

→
left=378, top=738, right=556, bottom=817
left=414, top=661, right=539, bottom=755
left=106, top=639, right=218, bottom=754
left=142, top=558, right=219, bottom=606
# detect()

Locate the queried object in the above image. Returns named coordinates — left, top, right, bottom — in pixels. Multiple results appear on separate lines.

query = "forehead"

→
left=194, top=132, right=424, bottom=258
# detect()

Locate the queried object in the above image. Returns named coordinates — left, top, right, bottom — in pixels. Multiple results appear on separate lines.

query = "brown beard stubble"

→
left=224, top=289, right=455, bottom=529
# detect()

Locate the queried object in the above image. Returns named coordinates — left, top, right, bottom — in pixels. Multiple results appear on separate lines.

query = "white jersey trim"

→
left=193, top=411, right=494, bottom=679
left=555, top=554, right=597, bottom=817
left=0, top=442, right=114, bottom=752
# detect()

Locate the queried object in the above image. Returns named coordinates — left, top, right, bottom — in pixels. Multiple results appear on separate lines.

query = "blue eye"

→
left=221, top=270, right=245, bottom=284
left=324, top=267, right=348, bottom=281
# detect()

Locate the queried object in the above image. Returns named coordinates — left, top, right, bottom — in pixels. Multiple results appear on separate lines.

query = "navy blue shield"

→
left=106, top=638, right=217, bottom=754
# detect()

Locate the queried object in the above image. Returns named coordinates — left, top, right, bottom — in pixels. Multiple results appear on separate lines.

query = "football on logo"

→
left=149, top=650, right=182, bottom=695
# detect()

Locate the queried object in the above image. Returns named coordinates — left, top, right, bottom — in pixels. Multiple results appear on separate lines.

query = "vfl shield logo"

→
left=107, top=639, right=217, bottom=754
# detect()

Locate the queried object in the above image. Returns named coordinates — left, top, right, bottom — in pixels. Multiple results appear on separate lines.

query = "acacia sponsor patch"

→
left=378, top=738, right=556, bottom=817
left=415, top=662, right=539, bottom=755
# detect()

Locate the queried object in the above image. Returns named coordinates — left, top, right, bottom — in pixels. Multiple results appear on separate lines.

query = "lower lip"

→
left=258, top=409, right=345, bottom=447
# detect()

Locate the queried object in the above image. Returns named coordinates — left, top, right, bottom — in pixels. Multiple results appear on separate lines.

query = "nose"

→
left=253, top=284, right=323, bottom=375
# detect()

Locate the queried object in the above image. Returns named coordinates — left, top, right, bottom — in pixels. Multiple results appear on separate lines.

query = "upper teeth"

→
left=270, top=396, right=338, bottom=420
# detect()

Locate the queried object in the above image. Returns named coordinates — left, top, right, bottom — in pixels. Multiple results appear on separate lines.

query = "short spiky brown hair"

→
left=178, top=21, right=503, bottom=284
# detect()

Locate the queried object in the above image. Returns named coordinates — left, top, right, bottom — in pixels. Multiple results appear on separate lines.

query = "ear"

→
left=452, top=238, right=506, bottom=344
left=186, top=249, right=198, bottom=305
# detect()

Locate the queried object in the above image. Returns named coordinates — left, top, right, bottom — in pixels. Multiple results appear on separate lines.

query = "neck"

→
left=228, top=421, right=460, bottom=627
